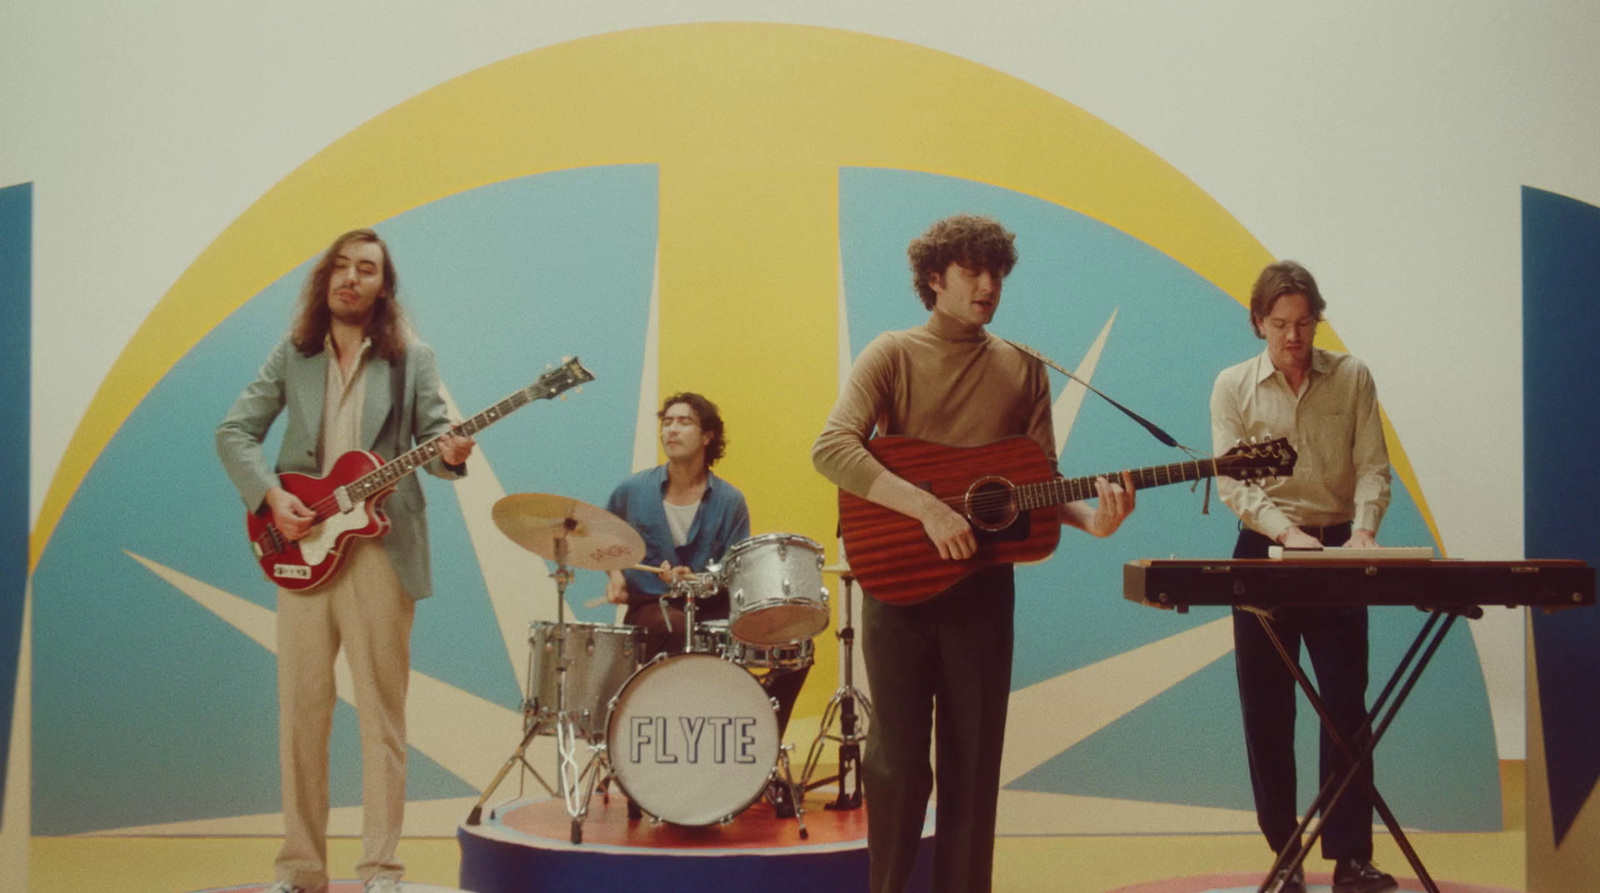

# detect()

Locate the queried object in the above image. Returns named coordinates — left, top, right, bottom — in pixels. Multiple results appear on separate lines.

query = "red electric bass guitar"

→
left=245, top=357, right=593, bottom=591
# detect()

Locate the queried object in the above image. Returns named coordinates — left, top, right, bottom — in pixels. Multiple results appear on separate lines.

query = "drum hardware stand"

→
left=801, top=568, right=872, bottom=811
left=467, top=522, right=610, bottom=844
left=661, top=570, right=719, bottom=653
left=773, top=741, right=810, bottom=838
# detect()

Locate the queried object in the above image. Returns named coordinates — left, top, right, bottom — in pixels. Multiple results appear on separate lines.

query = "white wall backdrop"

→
left=5, top=0, right=1599, bottom=764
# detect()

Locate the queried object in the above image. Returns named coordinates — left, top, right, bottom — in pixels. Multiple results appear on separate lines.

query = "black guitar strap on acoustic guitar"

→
left=1003, top=338, right=1214, bottom=513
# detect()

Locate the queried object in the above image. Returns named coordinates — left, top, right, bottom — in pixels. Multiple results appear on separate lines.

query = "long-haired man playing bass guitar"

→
left=812, top=215, right=1135, bottom=893
left=217, top=228, right=473, bottom=893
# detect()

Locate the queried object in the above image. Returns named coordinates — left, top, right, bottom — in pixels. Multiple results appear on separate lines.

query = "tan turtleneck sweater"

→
left=812, top=313, right=1056, bottom=497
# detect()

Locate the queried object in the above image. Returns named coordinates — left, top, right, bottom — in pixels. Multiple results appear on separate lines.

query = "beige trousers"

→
left=274, top=538, right=414, bottom=890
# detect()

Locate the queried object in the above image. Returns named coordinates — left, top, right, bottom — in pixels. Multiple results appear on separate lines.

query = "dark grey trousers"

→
left=861, top=565, right=1015, bottom=893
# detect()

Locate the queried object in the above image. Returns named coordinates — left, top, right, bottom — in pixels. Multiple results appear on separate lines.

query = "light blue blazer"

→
left=216, top=336, right=463, bottom=600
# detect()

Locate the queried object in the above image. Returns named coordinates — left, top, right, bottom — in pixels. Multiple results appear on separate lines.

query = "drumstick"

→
left=582, top=563, right=691, bottom=608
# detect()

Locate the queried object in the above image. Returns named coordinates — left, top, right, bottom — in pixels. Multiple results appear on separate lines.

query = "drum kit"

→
left=464, top=492, right=870, bottom=845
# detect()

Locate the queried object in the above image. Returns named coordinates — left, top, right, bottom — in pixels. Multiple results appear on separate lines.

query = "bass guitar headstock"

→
left=532, top=356, right=595, bottom=401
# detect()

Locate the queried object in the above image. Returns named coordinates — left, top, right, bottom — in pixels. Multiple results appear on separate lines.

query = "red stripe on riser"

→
left=192, top=885, right=468, bottom=892
left=1104, top=874, right=1520, bottom=893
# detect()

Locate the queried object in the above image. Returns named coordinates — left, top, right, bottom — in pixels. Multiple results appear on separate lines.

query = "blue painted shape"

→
left=0, top=182, right=31, bottom=828
left=29, top=166, right=659, bottom=833
left=1010, top=604, right=1500, bottom=831
left=1012, top=652, right=1251, bottom=810
left=839, top=169, right=1499, bottom=830
left=1522, top=185, right=1600, bottom=848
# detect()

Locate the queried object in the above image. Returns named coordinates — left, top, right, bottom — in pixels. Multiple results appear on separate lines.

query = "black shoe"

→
left=1333, top=858, right=1398, bottom=893
left=1270, top=865, right=1305, bottom=893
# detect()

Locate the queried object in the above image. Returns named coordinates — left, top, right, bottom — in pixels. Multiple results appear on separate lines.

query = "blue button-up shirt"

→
left=605, top=464, right=752, bottom=608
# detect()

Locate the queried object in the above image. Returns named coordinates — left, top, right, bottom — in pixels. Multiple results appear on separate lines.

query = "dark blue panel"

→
left=0, top=182, right=31, bottom=830
left=1522, top=185, right=1600, bottom=849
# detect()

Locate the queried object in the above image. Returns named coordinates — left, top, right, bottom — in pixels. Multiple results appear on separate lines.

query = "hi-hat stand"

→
left=466, top=518, right=608, bottom=843
left=801, top=565, right=872, bottom=810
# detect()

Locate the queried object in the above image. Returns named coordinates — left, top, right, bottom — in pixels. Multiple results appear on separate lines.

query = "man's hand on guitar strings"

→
left=921, top=500, right=978, bottom=561
left=265, top=487, right=316, bottom=542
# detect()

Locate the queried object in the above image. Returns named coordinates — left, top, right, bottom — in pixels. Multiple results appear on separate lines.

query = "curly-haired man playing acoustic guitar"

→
left=812, top=214, right=1135, bottom=893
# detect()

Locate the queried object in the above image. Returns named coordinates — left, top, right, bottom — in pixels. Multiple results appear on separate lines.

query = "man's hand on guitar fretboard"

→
left=437, top=431, right=475, bottom=466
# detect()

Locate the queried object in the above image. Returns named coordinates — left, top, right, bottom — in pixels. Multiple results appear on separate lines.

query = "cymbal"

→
left=492, top=493, right=645, bottom=571
left=821, top=563, right=854, bottom=576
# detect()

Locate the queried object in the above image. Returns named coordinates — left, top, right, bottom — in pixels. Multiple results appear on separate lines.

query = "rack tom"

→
left=722, top=533, right=830, bottom=645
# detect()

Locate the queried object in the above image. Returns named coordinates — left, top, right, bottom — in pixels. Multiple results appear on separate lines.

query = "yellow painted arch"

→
left=34, top=22, right=1441, bottom=569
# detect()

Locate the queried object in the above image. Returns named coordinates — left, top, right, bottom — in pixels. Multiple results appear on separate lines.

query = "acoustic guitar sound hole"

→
left=967, top=479, right=1019, bottom=531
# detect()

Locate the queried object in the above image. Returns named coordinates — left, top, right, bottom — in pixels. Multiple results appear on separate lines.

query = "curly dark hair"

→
left=291, top=228, right=410, bottom=362
left=1248, top=260, right=1327, bottom=339
left=908, top=214, right=1019, bottom=309
left=658, top=391, right=727, bottom=468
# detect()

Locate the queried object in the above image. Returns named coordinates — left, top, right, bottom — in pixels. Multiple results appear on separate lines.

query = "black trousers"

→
left=1232, top=524, right=1375, bottom=860
left=861, top=565, right=1015, bottom=893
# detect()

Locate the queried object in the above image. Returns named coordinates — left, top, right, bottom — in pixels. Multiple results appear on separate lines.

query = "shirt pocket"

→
left=1298, top=412, right=1353, bottom=485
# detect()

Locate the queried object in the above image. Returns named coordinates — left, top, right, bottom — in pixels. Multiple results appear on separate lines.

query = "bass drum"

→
left=605, top=653, right=778, bottom=826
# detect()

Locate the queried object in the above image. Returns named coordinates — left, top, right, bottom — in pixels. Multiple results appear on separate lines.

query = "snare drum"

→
left=605, top=653, right=779, bottom=826
left=526, top=621, right=643, bottom=739
left=728, top=638, right=815, bottom=672
left=722, top=533, right=830, bottom=645
left=691, top=619, right=733, bottom=656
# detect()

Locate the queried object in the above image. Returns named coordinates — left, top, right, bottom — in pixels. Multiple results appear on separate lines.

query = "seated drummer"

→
left=1210, top=261, right=1397, bottom=893
left=604, top=391, right=809, bottom=738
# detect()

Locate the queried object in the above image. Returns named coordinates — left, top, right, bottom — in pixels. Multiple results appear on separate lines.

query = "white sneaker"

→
left=262, top=884, right=308, bottom=893
left=364, top=878, right=403, bottom=893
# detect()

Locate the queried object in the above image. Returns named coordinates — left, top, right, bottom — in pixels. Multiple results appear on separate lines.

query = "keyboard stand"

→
left=1244, top=603, right=1480, bottom=893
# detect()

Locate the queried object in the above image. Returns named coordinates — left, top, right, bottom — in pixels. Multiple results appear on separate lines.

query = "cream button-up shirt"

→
left=1210, top=347, right=1391, bottom=542
left=317, top=335, right=372, bottom=472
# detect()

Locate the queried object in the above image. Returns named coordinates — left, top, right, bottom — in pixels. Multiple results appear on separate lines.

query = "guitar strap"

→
left=1003, top=338, right=1213, bottom=513
left=386, top=346, right=408, bottom=458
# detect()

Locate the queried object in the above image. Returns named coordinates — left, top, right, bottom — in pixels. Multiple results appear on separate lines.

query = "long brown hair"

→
left=291, top=228, right=410, bottom=362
